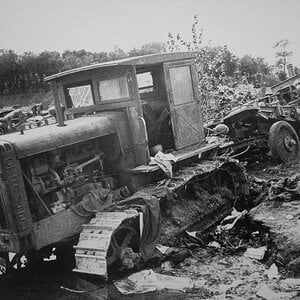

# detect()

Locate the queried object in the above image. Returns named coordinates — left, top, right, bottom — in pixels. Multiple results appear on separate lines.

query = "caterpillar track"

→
left=73, top=159, right=248, bottom=278
left=73, top=210, right=141, bottom=278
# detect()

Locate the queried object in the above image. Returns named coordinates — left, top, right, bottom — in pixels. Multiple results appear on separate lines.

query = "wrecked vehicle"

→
left=0, top=52, right=248, bottom=278
left=0, top=106, right=56, bottom=135
left=0, top=108, right=26, bottom=135
left=208, top=82, right=300, bottom=163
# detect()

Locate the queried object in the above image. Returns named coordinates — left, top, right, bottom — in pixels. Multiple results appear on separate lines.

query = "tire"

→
left=269, top=121, right=300, bottom=163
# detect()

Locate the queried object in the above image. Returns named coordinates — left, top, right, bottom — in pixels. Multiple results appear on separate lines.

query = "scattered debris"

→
left=249, top=175, right=300, bottom=276
left=120, top=247, right=141, bottom=270
left=208, top=241, right=221, bottom=248
left=217, top=208, right=247, bottom=231
left=219, top=279, right=243, bottom=294
left=280, top=278, right=300, bottom=290
left=161, top=261, right=173, bottom=271
left=60, top=286, right=85, bottom=294
left=265, top=263, right=280, bottom=280
left=156, top=244, right=170, bottom=255
left=256, top=283, right=280, bottom=300
left=267, top=175, right=300, bottom=202
left=186, top=231, right=197, bottom=238
left=149, top=151, right=177, bottom=177
left=114, top=269, right=205, bottom=295
left=244, top=246, right=267, bottom=260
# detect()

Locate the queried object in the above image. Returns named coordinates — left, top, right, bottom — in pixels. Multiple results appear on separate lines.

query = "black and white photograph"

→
left=0, top=0, right=300, bottom=299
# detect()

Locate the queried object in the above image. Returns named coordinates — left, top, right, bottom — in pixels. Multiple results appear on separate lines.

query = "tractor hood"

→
left=0, top=115, right=116, bottom=158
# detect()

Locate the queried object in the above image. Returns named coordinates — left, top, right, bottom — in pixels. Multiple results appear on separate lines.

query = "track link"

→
left=73, top=210, right=140, bottom=278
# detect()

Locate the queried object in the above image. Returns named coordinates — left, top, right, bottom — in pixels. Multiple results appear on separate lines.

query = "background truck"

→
left=0, top=52, right=248, bottom=278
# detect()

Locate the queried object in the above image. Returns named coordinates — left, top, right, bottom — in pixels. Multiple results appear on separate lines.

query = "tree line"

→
left=0, top=37, right=291, bottom=96
left=0, top=43, right=166, bottom=95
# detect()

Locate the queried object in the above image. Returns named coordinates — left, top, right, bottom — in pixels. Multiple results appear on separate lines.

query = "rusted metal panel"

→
left=0, top=142, right=32, bottom=233
left=127, top=106, right=150, bottom=165
left=0, top=116, right=116, bottom=158
left=48, top=65, right=131, bottom=87
left=33, top=207, right=91, bottom=250
left=123, top=65, right=150, bottom=166
left=92, top=79, right=101, bottom=104
left=0, top=141, right=33, bottom=252
left=50, top=81, right=65, bottom=127
left=57, top=83, right=67, bottom=107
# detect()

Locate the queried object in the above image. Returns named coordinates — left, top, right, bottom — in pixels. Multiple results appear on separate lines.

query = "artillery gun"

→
left=0, top=53, right=248, bottom=278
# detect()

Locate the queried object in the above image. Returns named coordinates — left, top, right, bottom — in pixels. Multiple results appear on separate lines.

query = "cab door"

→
left=163, top=60, right=205, bottom=150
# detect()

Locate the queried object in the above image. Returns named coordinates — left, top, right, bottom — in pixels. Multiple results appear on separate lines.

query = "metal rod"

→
left=22, top=171, right=53, bottom=216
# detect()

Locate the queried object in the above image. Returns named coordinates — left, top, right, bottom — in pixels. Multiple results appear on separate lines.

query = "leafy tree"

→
left=62, top=50, right=87, bottom=70
left=238, top=55, right=271, bottom=87
left=239, top=55, right=270, bottom=77
left=18, top=52, right=37, bottom=92
left=108, top=45, right=127, bottom=61
left=0, top=49, right=18, bottom=93
left=36, top=51, right=63, bottom=89
left=167, top=15, right=266, bottom=121
left=92, top=51, right=109, bottom=63
left=128, top=42, right=166, bottom=57
left=261, top=73, right=280, bottom=87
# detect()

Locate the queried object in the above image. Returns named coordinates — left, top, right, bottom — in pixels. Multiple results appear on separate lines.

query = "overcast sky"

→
left=0, top=0, right=299, bottom=66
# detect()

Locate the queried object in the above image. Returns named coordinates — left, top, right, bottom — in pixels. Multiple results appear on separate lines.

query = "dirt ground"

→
left=1, top=160, right=300, bottom=300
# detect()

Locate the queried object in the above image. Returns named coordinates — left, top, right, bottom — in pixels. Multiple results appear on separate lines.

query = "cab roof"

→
left=45, top=52, right=196, bottom=82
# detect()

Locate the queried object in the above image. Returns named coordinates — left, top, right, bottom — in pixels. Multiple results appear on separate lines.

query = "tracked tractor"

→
left=0, top=52, right=248, bottom=278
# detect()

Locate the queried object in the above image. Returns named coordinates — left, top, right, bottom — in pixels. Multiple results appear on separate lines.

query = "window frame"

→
left=168, top=64, right=195, bottom=106
left=63, top=80, right=95, bottom=109
left=96, top=74, right=131, bottom=103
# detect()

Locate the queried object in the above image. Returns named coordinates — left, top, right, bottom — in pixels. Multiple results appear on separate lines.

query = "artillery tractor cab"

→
left=46, top=52, right=215, bottom=190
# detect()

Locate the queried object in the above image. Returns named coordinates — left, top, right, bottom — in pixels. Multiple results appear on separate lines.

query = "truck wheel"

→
left=269, top=121, right=300, bottom=163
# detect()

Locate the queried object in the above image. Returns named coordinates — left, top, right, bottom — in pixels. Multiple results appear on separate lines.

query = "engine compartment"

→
left=20, top=135, right=121, bottom=221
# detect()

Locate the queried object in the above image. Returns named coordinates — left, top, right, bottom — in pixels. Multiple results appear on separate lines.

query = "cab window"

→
left=66, top=84, right=94, bottom=108
left=137, top=72, right=155, bottom=93
left=98, top=76, right=129, bottom=101
left=169, top=66, right=194, bottom=105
